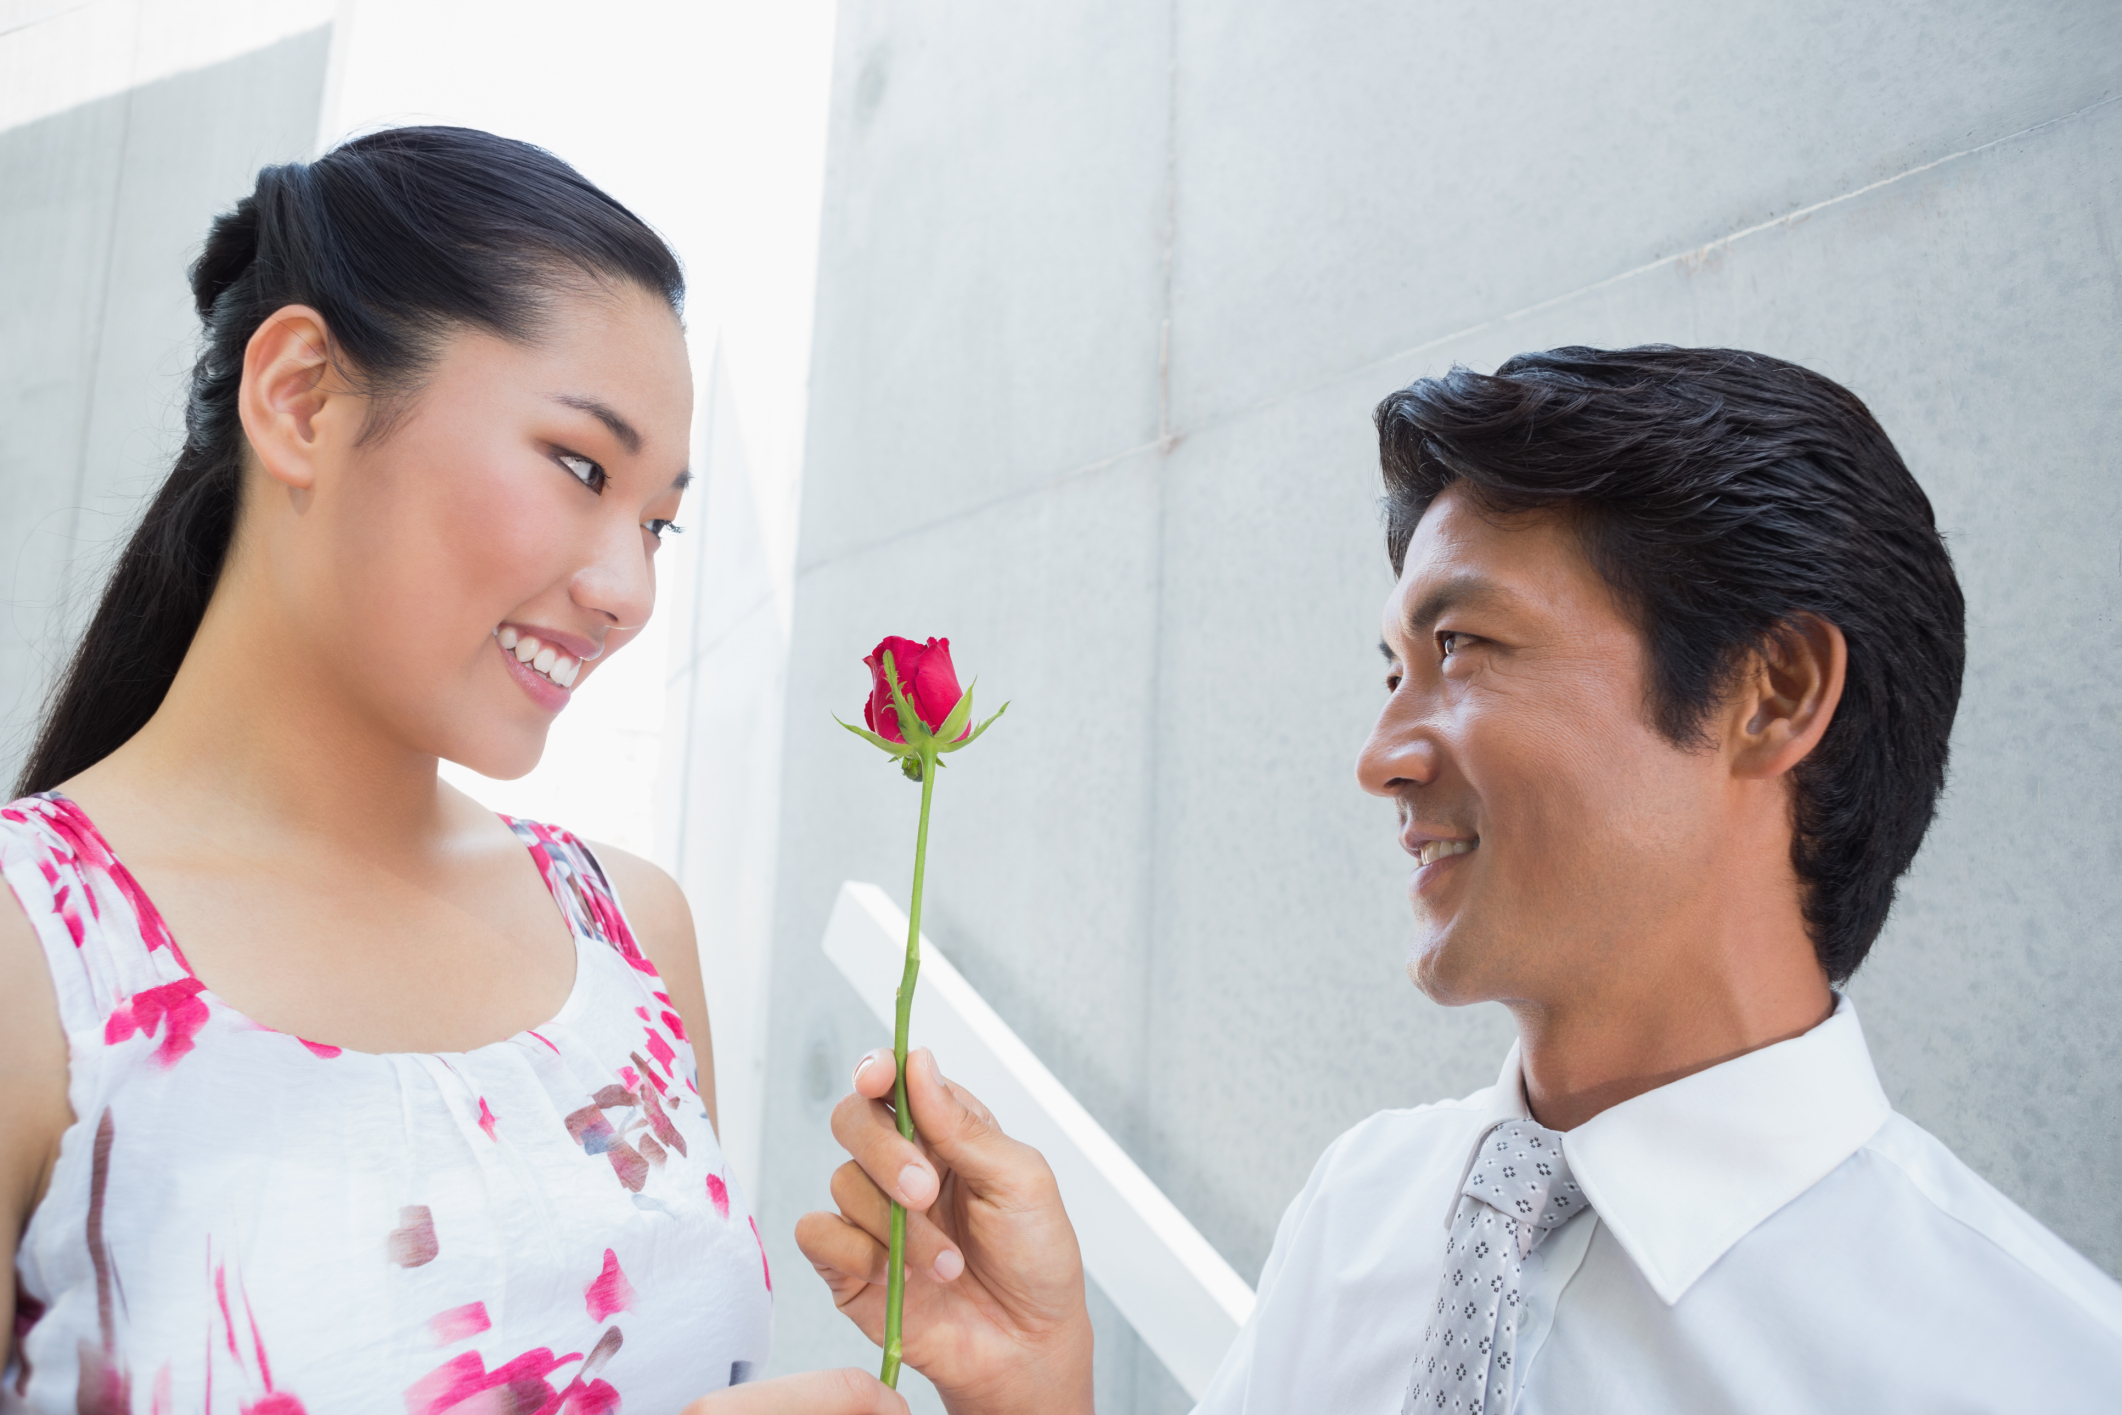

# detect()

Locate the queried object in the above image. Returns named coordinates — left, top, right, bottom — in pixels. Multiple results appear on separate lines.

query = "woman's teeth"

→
left=497, top=627, right=579, bottom=688
left=1417, top=838, right=1477, bottom=867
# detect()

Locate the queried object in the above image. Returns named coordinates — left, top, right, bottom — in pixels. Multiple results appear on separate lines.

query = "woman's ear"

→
left=1730, top=613, right=1848, bottom=780
left=237, top=305, right=340, bottom=492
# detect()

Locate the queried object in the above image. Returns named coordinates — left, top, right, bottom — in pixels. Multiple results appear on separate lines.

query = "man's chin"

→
left=1405, top=927, right=1493, bottom=1007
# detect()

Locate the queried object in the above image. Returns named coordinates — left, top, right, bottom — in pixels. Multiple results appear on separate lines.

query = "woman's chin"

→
left=436, top=725, right=550, bottom=783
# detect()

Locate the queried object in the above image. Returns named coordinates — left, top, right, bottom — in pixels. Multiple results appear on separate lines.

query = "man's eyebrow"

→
left=549, top=394, right=642, bottom=455
left=1401, top=574, right=1519, bottom=637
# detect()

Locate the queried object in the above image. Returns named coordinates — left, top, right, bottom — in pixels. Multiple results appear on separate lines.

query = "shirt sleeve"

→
left=1189, top=1128, right=1356, bottom=1415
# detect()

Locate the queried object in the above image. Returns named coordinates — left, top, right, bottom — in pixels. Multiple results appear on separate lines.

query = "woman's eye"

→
left=558, top=454, right=605, bottom=492
left=644, top=518, right=684, bottom=542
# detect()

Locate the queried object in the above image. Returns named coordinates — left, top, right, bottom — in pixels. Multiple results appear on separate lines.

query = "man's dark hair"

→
left=1374, top=345, right=1964, bottom=982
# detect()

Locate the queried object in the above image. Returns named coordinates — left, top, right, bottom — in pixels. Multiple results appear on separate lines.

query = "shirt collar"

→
left=1463, top=996, right=1890, bottom=1305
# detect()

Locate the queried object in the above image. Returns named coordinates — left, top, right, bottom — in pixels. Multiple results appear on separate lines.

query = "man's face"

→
left=1358, top=484, right=1728, bottom=1008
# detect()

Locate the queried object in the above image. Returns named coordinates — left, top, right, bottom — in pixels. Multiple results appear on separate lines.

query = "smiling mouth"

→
left=1417, top=837, right=1478, bottom=867
left=498, top=626, right=581, bottom=688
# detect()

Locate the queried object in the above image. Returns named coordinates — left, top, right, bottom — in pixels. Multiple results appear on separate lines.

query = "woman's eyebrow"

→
left=548, top=393, right=642, bottom=454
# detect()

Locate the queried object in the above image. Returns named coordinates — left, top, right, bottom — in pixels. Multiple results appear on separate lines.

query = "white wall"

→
left=759, top=5, right=2122, bottom=1411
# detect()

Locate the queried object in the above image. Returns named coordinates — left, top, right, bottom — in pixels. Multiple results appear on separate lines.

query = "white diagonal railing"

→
left=822, top=881, right=1254, bottom=1400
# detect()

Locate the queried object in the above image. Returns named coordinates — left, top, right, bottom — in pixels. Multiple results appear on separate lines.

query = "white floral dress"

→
left=1, top=793, right=772, bottom=1414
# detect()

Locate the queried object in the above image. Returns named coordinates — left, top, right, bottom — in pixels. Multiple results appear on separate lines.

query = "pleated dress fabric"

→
left=0, top=792, right=772, bottom=1414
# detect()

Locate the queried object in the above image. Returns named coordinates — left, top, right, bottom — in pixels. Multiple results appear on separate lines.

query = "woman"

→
left=0, top=126, right=903, bottom=1414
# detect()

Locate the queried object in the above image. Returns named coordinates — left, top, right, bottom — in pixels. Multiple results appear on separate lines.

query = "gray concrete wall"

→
left=0, top=29, right=332, bottom=786
left=760, top=3, right=2122, bottom=1411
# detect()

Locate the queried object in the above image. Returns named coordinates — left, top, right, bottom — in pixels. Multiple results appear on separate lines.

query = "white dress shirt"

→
left=1195, top=999, right=2122, bottom=1412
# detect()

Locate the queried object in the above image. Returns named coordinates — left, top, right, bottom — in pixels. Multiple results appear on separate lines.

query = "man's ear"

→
left=237, top=305, right=341, bottom=492
left=1730, top=613, right=1847, bottom=780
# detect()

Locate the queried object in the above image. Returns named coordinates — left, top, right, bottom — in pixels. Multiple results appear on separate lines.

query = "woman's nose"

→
left=571, top=517, right=656, bottom=629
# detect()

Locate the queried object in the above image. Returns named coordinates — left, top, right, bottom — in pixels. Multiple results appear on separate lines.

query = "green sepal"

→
left=933, top=680, right=977, bottom=745
left=936, top=700, right=1010, bottom=753
left=835, top=715, right=918, bottom=758
left=879, top=650, right=937, bottom=749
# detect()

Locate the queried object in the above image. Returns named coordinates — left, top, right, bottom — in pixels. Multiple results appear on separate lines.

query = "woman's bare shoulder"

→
left=585, top=844, right=716, bottom=1123
left=0, top=876, right=76, bottom=1248
left=585, top=844, right=693, bottom=963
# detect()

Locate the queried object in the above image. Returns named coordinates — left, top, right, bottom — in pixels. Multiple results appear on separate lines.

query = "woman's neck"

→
left=65, top=561, right=462, bottom=860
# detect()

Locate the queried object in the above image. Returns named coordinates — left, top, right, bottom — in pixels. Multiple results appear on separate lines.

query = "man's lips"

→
left=1412, top=836, right=1478, bottom=867
left=1400, top=821, right=1480, bottom=862
left=1407, top=832, right=1477, bottom=898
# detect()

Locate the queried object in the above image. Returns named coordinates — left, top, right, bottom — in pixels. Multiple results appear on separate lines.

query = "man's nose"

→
left=1356, top=698, right=1441, bottom=798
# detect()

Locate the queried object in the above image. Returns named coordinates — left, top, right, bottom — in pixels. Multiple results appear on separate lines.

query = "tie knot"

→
left=1463, top=1119, right=1584, bottom=1254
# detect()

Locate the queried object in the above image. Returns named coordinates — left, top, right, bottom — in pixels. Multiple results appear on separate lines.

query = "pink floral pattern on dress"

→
left=429, top=1302, right=492, bottom=1345
left=7, top=797, right=188, bottom=968
left=584, top=1250, right=635, bottom=1322
left=405, top=1336, right=621, bottom=1415
left=103, top=976, right=211, bottom=1067
left=749, top=1217, right=773, bottom=1293
left=0, top=796, right=771, bottom=1413
left=515, top=819, right=659, bottom=980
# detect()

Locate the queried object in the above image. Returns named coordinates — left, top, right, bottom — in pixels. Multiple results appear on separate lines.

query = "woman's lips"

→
left=499, top=634, right=572, bottom=711
left=498, top=625, right=584, bottom=687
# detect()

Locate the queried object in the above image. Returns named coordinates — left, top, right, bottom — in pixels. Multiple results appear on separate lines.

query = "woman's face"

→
left=253, top=283, right=694, bottom=779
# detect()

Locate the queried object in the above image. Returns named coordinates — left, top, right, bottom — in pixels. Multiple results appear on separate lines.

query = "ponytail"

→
left=15, top=127, right=682, bottom=795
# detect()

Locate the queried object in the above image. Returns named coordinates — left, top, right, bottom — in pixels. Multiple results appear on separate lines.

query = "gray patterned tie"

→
left=1403, top=1119, right=1586, bottom=1415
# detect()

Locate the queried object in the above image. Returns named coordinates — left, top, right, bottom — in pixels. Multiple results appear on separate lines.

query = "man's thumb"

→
left=904, top=1047, right=1039, bottom=1186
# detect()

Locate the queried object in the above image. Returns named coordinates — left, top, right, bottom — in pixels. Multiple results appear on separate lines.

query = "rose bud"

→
left=863, top=636, right=972, bottom=743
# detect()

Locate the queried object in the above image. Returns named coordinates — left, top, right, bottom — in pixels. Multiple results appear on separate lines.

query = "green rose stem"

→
left=880, top=733, right=936, bottom=1387
left=834, top=647, right=1006, bottom=1390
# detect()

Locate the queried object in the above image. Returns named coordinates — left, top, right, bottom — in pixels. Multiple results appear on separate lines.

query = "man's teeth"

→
left=497, top=629, right=579, bottom=687
left=1417, top=838, right=1477, bottom=867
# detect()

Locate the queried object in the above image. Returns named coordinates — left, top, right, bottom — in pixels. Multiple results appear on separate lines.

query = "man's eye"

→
left=1384, top=671, right=1403, bottom=693
left=1440, top=632, right=1471, bottom=659
left=559, top=454, right=605, bottom=492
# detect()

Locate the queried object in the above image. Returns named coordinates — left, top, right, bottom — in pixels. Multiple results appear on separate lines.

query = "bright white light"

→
left=326, top=0, right=834, bottom=862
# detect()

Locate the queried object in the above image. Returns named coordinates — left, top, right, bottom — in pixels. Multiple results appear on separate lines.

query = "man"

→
left=796, top=347, right=2122, bottom=1412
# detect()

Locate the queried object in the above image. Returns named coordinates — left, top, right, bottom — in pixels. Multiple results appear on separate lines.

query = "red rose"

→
left=862, top=636, right=970, bottom=743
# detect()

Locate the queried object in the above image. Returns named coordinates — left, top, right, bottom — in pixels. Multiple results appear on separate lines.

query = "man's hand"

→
left=678, top=1369, right=909, bottom=1414
left=796, top=1048, right=1095, bottom=1415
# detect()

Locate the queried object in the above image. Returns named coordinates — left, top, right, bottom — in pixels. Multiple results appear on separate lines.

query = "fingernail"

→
left=933, top=1248, right=964, bottom=1281
left=898, top=1163, right=935, bottom=1205
left=852, top=1054, right=875, bottom=1085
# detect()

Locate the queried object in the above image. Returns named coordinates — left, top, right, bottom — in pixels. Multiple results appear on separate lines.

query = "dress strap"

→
left=0, top=793, right=198, bottom=1046
left=503, top=817, right=664, bottom=984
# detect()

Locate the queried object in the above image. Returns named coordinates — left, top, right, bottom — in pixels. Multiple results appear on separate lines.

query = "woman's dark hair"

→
left=1374, top=346, right=1965, bottom=982
left=16, top=126, right=683, bottom=796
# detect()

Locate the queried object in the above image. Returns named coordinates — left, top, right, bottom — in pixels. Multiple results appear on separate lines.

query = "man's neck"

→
left=1511, top=939, right=1834, bottom=1133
